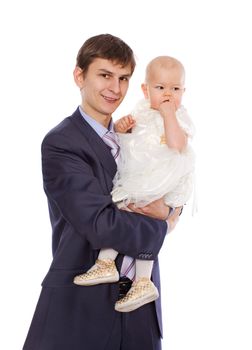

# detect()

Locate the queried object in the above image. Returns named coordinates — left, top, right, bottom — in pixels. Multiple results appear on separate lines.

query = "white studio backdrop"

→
left=0, top=0, right=252, bottom=349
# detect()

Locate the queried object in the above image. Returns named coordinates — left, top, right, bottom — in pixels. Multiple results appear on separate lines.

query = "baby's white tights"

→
left=98, top=248, right=153, bottom=281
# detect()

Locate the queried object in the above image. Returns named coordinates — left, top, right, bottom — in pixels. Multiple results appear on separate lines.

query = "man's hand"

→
left=128, top=198, right=182, bottom=233
left=127, top=198, right=169, bottom=220
left=114, top=115, right=136, bottom=133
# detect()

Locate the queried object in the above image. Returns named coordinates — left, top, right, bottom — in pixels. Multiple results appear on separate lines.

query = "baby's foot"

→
left=73, top=259, right=119, bottom=286
left=115, top=277, right=159, bottom=312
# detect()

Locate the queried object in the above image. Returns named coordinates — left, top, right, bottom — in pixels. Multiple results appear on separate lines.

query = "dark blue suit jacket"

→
left=23, top=108, right=167, bottom=350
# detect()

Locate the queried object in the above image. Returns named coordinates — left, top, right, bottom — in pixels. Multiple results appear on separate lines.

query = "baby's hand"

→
left=159, top=97, right=177, bottom=118
left=114, top=115, right=136, bottom=133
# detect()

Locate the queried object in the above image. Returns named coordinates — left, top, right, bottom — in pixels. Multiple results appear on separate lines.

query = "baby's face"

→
left=143, top=65, right=185, bottom=110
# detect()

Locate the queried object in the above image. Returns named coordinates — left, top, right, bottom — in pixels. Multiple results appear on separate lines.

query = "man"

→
left=23, top=34, right=181, bottom=350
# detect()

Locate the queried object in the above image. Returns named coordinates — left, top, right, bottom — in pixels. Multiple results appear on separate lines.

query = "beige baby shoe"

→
left=73, top=259, right=119, bottom=286
left=115, top=277, right=159, bottom=312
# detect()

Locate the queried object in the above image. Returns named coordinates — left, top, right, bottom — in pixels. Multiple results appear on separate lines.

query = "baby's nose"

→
left=164, top=89, right=172, bottom=96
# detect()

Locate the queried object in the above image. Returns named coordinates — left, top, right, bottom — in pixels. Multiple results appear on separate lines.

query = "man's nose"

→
left=109, top=78, right=120, bottom=94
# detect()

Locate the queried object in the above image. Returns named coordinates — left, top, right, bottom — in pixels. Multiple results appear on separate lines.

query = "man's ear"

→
left=73, top=67, right=84, bottom=89
left=141, top=83, right=149, bottom=99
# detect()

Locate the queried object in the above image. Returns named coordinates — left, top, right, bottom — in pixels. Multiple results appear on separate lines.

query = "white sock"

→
left=87, top=249, right=118, bottom=272
left=135, top=259, right=154, bottom=281
left=98, top=248, right=118, bottom=260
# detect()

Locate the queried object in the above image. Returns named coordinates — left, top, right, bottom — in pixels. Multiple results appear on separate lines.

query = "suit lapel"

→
left=70, top=108, right=117, bottom=179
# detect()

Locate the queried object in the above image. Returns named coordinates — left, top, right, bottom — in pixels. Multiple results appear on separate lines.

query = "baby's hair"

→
left=145, top=56, right=185, bottom=84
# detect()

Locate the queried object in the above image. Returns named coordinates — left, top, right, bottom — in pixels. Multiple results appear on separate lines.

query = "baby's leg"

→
left=135, top=259, right=153, bottom=281
left=73, top=248, right=119, bottom=286
left=98, top=248, right=118, bottom=260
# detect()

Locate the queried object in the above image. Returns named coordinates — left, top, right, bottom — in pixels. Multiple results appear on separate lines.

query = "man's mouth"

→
left=102, top=95, right=119, bottom=103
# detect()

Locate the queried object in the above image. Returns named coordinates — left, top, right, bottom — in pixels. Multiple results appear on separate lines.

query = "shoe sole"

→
left=73, top=272, right=119, bottom=286
left=115, top=289, right=159, bottom=312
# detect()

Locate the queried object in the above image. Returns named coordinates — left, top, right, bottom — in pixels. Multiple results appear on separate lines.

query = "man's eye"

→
left=101, top=74, right=110, bottom=79
left=120, top=77, right=129, bottom=81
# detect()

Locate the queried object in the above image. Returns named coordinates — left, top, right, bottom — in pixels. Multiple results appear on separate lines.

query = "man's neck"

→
left=81, top=104, right=112, bottom=128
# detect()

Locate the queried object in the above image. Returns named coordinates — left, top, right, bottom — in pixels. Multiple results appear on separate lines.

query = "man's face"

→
left=77, top=58, right=132, bottom=120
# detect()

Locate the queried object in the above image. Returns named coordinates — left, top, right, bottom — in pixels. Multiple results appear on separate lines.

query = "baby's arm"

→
left=114, top=115, right=136, bottom=133
left=159, top=98, right=187, bottom=152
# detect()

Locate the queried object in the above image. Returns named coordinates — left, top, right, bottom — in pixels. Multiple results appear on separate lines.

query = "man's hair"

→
left=76, top=34, right=136, bottom=75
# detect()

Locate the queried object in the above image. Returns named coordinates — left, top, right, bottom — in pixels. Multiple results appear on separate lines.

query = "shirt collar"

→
left=78, top=106, right=114, bottom=138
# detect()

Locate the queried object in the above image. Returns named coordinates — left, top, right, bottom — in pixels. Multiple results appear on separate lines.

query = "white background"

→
left=1, top=0, right=252, bottom=349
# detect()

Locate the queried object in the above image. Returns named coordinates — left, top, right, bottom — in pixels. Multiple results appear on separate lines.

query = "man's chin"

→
left=103, top=104, right=121, bottom=116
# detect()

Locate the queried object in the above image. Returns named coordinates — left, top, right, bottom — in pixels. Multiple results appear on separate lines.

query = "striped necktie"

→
left=102, top=130, right=135, bottom=280
left=102, top=130, right=120, bottom=163
left=120, top=254, right=135, bottom=280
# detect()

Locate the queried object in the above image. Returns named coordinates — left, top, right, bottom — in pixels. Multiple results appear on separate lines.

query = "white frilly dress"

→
left=111, top=99, right=195, bottom=208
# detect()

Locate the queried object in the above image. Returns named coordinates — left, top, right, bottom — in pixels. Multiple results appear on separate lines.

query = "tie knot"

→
left=103, top=130, right=119, bottom=144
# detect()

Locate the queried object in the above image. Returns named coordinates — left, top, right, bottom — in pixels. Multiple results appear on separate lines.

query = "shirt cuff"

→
left=165, top=207, right=175, bottom=234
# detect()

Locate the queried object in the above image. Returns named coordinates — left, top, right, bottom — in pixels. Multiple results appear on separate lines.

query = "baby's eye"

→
left=155, top=85, right=164, bottom=90
left=172, top=87, right=181, bottom=91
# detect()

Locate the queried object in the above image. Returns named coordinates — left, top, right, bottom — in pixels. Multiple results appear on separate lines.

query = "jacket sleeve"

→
left=42, top=131, right=167, bottom=261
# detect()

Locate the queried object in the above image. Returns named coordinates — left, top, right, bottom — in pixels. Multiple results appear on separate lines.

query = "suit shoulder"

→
left=42, top=108, right=82, bottom=146
left=44, top=117, right=71, bottom=139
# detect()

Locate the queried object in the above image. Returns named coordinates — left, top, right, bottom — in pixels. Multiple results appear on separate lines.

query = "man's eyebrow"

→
left=98, top=69, right=131, bottom=78
left=98, top=69, right=113, bottom=74
left=121, top=73, right=132, bottom=78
